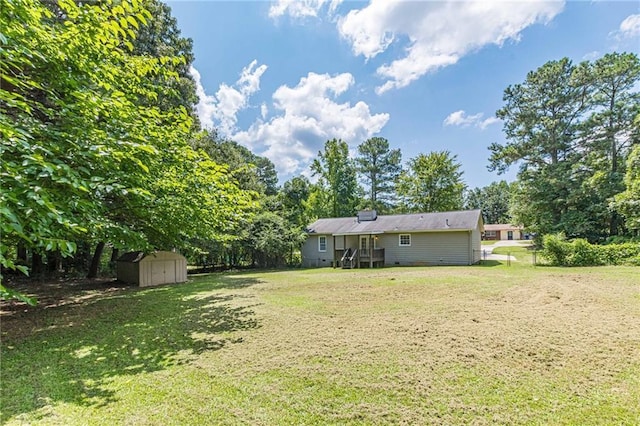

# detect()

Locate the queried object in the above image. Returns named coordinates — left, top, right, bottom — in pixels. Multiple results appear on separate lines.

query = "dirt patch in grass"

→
left=1, top=278, right=132, bottom=338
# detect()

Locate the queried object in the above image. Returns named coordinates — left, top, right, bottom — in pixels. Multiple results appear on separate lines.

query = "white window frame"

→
left=318, top=236, right=327, bottom=252
left=399, top=234, right=411, bottom=247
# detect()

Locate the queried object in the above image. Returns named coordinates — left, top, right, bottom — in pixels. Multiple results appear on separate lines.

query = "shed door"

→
left=151, top=260, right=176, bottom=285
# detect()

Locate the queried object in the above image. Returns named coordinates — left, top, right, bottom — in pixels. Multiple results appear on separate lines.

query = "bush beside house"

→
left=542, top=234, right=640, bottom=266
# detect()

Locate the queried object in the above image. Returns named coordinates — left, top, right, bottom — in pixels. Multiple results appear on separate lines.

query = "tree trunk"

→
left=87, top=241, right=106, bottom=278
left=110, top=247, right=119, bottom=262
left=32, top=251, right=43, bottom=275
left=17, top=244, right=27, bottom=263
left=46, top=251, right=60, bottom=273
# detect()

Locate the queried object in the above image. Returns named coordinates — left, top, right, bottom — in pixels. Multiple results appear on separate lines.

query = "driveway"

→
left=481, top=240, right=532, bottom=262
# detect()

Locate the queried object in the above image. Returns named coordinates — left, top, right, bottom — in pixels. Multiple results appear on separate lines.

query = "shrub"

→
left=568, top=239, right=604, bottom=266
left=599, top=243, right=640, bottom=265
left=542, top=234, right=640, bottom=266
left=542, top=234, right=571, bottom=265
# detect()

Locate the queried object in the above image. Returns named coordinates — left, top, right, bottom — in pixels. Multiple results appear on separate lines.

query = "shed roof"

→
left=306, top=210, right=482, bottom=235
left=116, top=251, right=186, bottom=263
left=117, top=251, right=146, bottom=263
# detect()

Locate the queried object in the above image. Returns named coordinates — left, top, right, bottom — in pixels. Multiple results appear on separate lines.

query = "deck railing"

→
left=360, top=248, right=385, bottom=261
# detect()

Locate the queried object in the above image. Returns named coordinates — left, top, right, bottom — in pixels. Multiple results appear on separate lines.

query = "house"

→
left=116, top=251, right=188, bottom=287
left=482, top=224, right=525, bottom=241
left=301, top=209, right=483, bottom=268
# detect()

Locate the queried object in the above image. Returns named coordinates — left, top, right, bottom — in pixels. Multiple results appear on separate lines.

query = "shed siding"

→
left=301, top=235, right=334, bottom=267
left=382, top=232, right=471, bottom=266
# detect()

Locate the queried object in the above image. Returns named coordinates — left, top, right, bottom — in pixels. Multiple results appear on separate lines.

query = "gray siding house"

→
left=301, top=210, right=483, bottom=268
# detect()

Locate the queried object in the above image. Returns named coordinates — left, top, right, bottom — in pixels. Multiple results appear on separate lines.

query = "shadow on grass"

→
left=476, top=260, right=503, bottom=267
left=1, top=273, right=262, bottom=423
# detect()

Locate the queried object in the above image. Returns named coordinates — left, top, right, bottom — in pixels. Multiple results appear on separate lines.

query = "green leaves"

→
left=0, top=0, right=250, bottom=289
left=355, top=137, right=402, bottom=213
left=311, top=139, right=360, bottom=218
left=490, top=54, right=640, bottom=240
left=397, top=151, right=465, bottom=213
left=464, top=181, right=513, bottom=224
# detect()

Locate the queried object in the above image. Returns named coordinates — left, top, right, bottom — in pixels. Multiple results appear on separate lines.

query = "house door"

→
left=360, top=236, right=369, bottom=256
left=507, top=231, right=513, bottom=240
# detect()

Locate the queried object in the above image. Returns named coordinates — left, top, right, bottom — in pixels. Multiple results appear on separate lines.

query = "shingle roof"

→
left=483, top=224, right=523, bottom=231
left=306, top=210, right=482, bottom=235
left=116, top=251, right=146, bottom=263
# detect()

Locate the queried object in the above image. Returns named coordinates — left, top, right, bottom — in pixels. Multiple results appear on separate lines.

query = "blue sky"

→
left=166, top=0, right=639, bottom=188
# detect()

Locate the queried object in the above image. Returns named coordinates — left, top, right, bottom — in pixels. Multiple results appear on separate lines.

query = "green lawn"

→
left=2, top=264, right=639, bottom=424
left=492, top=245, right=537, bottom=263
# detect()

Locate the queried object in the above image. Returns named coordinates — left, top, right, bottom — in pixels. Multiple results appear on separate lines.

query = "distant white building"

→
left=482, top=224, right=525, bottom=241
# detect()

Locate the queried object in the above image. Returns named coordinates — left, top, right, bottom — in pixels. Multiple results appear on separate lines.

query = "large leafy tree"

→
left=577, top=52, right=640, bottom=235
left=245, top=212, right=306, bottom=268
left=192, top=131, right=278, bottom=196
left=0, top=0, right=252, bottom=291
left=488, top=58, right=592, bottom=238
left=2, top=0, right=158, bottom=279
left=355, top=137, right=402, bottom=213
left=280, top=176, right=311, bottom=228
left=131, top=0, right=198, bottom=121
left=397, top=151, right=465, bottom=213
left=489, top=55, right=640, bottom=240
left=311, top=139, right=360, bottom=218
left=614, top=142, right=640, bottom=232
left=464, top=181, right=513, bottom=224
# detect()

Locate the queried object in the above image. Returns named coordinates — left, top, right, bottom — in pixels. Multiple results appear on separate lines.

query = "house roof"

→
left=483, top=224, right=523, bottom=231
left=306, top=210, right=483, bottom=235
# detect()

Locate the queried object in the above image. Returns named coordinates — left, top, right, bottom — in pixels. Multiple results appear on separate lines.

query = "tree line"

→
left=1, top=1, right=639, bottom=299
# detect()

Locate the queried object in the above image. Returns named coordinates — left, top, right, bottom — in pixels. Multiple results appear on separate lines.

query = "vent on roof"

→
left=357, top=210, right=377, bottom=222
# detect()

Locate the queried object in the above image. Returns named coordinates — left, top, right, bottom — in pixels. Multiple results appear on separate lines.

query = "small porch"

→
left=333, top=233, right=385, bottom=268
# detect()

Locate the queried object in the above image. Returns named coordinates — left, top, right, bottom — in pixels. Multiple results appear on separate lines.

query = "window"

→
left=399, top=234, right=411, bottom=246
left=318, top=236, right=327, bottom=252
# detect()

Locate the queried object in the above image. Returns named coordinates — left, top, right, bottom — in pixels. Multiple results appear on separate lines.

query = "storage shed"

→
left=116, top=251, right=187, bottom=287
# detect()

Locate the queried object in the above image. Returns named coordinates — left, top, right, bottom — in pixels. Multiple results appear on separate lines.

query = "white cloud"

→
left=616, top=14, right=640, bottom=39
left=338, top=0, right=565, bottom=94
left=191, top=66, right=217, bottom=130
left=269, top=0, right=343, bottom=19
left=190, top=60, right=267, bottom=135
left=478, top=116, right=501, bottom=130
left=233, top=72, right=389, bottom=177
left=443, top=110, right=500, bottom=130
left=582, top=51, right=601, bottom=61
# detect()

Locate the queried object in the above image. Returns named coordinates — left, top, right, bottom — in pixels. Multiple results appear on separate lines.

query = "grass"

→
left=492, top=245, right=537, bottom=262
left=2, top=264, right=640, bottom=424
